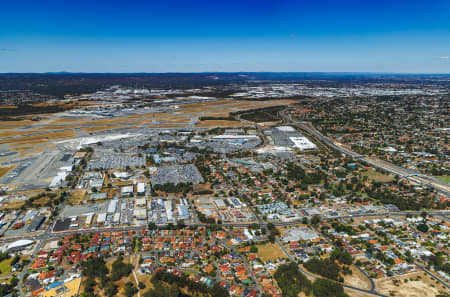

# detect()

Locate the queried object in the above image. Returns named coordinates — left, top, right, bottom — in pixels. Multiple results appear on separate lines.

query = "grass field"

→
left=0, top=257, right=13, bottom=276
left=255, top=242, right=286, bottom=261
left=360, top=168, right=394, bottom=183
left=435, top=176, right=450, bottom=183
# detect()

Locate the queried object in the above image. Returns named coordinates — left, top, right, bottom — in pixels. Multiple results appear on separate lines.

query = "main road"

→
left=1, top=210, right=449, bottom=245
left=279, top=111, right=450, bottom=197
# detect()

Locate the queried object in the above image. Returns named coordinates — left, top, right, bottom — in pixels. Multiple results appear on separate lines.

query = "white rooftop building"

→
left=7, top=239, right=34, bottom=251
left=289, top=137, right=317, bottom=150
left=137, top=183, right=145, bottom=194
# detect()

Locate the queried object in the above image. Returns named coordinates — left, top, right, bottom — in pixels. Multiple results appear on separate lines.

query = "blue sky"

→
left=0, top=0, right=449, bottom=73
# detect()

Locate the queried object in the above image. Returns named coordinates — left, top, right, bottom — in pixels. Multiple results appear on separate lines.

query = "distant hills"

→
left=0, top=72, right=448, bottom=99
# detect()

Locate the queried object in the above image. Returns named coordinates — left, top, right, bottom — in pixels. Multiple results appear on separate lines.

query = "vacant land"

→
left=344, top=289, right=374, bottom=297
left=343, top=266, right=371, bottom=290
left=68, top=190, right=87, bottom=204
left=375, top=271, right=445, bottom=297
left=255, top=242, right=286, bottom=261
left=0, top=165, right=15, bottom=178
left=360, top=168, right=394, bottom=183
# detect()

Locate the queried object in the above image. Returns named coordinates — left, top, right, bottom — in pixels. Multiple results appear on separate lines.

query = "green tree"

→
left=313, top=278, right=348, bottom=297
left=125, top=281, right=138, bottom=297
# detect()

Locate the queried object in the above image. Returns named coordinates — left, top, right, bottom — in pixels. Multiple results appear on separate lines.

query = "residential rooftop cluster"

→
left=0, top=80, right=448, bottom=297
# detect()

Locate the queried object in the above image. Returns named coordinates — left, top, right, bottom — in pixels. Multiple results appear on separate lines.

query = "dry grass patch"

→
left=32, top=196, right=51, bottom=207
left=129, top=119, right=155, bottom=125
left=128, top=112, right=170, bottom=119
left=74, top=100, right=105, bottom=106
left=146, top=123, right=186, bottom=128
left=165, top=118, right=190, bottom=124
left=35, top=125, right=83, bottom=130
left=375, top=271, right=445, bottom=297
left=69, top=190, right=87, bottom=204
left=0, top=130, right=42, bottom=137
left=8, top=146, right=34, bottom=155
left=0, top=165, right=15, bottom=178
left=177, top=99, right=294, bottom=116
left=85, top=117, right=137, bottom=125
left=192, top=183, right=213, bottom=193
left=344, top=289, right=374, bottom=297
left=30, top=102, right=73, bottom=108
left=255, top=242, right=287, bottom=261
left=360, top=168, right=394, bottom=183
left=0, top=126, right=22, bottom=130
left=343, top=265, right=371, bottom=290
left=48, top=118, right=88, bottom=124
left=111, top=180, right=134, bottom=187
left=1, top=200, right=25, bottom=210
left=0, top=119, right=39, bottom=126
left=136, top=273, right=154, bottom=291
left=196, top=120, right=247, bottom=128
left=9, top=144, right=56, bottom=159
left=81, top=125, right=127, bottom=132
left=0, top=130, right=77, bottom=145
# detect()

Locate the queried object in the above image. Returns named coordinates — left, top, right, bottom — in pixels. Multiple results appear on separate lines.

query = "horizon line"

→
left=1, top=71, right=450, bottom=75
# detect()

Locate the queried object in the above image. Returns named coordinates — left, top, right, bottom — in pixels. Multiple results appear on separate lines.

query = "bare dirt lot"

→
left=343, top=266, right=371, bottom=290
left=345, top=289, right=375, bottom=297
left=374, top=271, right=447, bottom=297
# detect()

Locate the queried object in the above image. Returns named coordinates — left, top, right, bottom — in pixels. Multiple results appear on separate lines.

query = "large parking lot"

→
left=151, top=164, right=204, bottom=185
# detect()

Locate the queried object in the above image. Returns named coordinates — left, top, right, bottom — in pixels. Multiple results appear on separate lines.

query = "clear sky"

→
left=0, top=0, right=449, bottom=73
